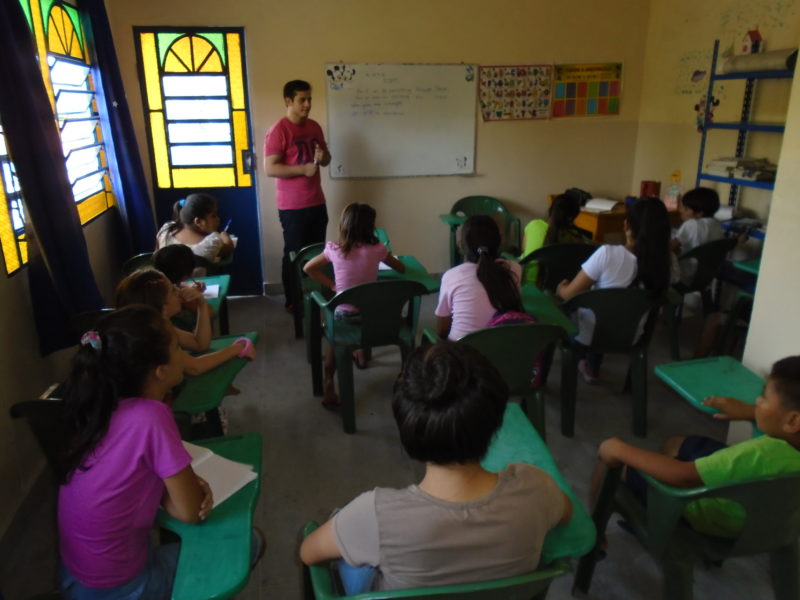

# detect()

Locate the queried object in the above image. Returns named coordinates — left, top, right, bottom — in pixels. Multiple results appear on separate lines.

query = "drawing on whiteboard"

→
left=456, top=156, right=468, bottom=169
left=326, top=63, right=356, bottom=90
left=465, top=65, right=475, bottom=82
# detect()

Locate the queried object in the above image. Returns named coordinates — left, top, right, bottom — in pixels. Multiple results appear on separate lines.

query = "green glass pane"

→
left=197, top=32, right=226, bottom=66
left=18, top=0, right=34, bottom=31
left=39, top=0, right=56, bottom=33
left=62, top=4, right=84, bottom=51
left=157, top=32, right=184, bottom=68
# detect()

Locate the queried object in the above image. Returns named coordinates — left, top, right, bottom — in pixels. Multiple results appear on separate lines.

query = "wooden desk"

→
left=158, top=433, right=262, bottom=600
left=482, top=403, right=596, bottom=561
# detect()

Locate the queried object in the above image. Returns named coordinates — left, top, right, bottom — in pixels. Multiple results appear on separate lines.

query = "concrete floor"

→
left=0, top=292, right=772, bottom=600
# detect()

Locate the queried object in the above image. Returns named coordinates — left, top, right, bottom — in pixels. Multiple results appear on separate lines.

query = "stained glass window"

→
left=18, top=0, right=116, bottom=225
left=136, top=29, right=252, bottom=188
left=0, top=125, right=28, bottom=275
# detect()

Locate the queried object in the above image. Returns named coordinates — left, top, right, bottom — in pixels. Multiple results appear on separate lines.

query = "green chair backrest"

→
left=323, top=280, right=427, bottom=349
left=303, top=521, right=568, bottom=600
left=69, top=308, right=115, bottom=336
left=677, top=237, right=737, bottom=293
left=451, top=196, right=521, bottom=254
left=460, top=324, right=563, bottom=394
left=561, top=288, right=661, bottom=353
left=121, top=252, right=154, bottom=275
left=520, top=243, right=596, bottom=293
left=641, top=472, right=800, bottom=559
left=10, top=399, right=67, bottom=475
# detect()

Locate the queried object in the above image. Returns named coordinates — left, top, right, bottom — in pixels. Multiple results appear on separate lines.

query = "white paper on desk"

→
left=182, top=442, right=257, bottom=508
left=202, top=284, right=220, bottom=299
left=583, top=198, right=622, bottom=213
left=378, top=262, right=392, bottom=270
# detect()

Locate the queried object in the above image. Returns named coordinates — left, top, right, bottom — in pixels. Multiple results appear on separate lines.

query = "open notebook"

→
left=182, top=441, right=257, bottom=508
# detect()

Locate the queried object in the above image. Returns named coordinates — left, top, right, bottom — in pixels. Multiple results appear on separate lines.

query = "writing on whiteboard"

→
left=348, top=85, right=451, bottom=118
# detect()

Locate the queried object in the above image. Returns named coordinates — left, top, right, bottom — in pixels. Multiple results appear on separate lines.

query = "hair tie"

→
left=233, top=337, right=254, bottom=359
left=80, top=331, right=102, bottom=351
left=178, top=198, right=186, bottom=207
left=477, top=246, right=489, bottom=256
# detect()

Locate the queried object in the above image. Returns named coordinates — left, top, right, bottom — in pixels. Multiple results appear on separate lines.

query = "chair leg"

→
left=310, top=317, right=323, bottom=397
left=524, top=391, right=546, bottom=442
left=560, top=344, right=578, bottom=437
left=770, top=541, right=800, bottom=600
left=661, top=556, right=694, bottom=600
left=220, top=297, right=230, bottom=336
left=335, top=347, right=357, bottom=434
left=293, top=298, right=304, bottom=339
left=668, top=300, right=682, bottom=361
left=631, top=351, right=648, bottom=438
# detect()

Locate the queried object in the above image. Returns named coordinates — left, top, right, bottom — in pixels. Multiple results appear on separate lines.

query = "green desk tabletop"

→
left=379, top=255, right=439, bottom=293
left=521, top=284, right=577, bottom=337
left=655, top=357, right=764, bottom=437
left=439, top=213, right=466, bottom=227
left=196, top=275, right=230, bottom=319
left=172, top=332, right=259, bottom=414
left=483, top=403, right=595, bottom=561
left=733, top=258, right=761, bottom=276
left=158, top=433, right=262, bottom=600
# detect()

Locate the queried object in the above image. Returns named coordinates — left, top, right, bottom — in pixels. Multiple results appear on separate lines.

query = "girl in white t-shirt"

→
left=304, top=203, right=405, bottom=407
left=556, top=197, right=672, bottom=382
left=156, top=193, right=235, bottom=266
left=435, top=215, right=523, bottom=340
left=671, top=187, right=724, bottom=285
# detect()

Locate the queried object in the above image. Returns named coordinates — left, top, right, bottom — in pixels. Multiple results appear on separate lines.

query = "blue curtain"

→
left=0, top=1, right=104, bottom=354
left=80, top=0, right=157, bottom=255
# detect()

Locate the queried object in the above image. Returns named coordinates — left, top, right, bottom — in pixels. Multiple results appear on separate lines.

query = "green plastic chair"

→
left=668, top=237, right=737, bottom=360
left=121, top=251, right=154, bottom=275
left=309, top=280, right=427, bottom=433
left=714, top=290, right=754, bottom=357
left=68, top=307, right=115, bottom=336
left=440, top=196, right=522, bottom=267
left=519, top=243, right=596, bottom=294
left=574, top=466, right=800, bottom=600
left=559, top=288, right=662, bottom=438
left=302, top=522, right=570, bottom=600
left=290, top=242, right=329, bottom=340
left=422, top=324, right=564, bottom=440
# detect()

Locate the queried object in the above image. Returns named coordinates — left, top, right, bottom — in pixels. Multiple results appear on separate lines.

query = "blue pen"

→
left=223, top=219, right=232, bottom=232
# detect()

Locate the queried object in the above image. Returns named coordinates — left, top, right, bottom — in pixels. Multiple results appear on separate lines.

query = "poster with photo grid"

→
left=478, top=65, right=552, bottom=121
left=552, top=63, right=622, bottom=118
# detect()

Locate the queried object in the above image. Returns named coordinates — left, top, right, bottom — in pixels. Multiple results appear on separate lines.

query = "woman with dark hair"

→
left=58, top=306, right=210, bottom=599
left=435, top=215, right=524, bottom=339
left=156, top=193, right=234, bottom=264
left=299, top=342, right=571, bottom=593
left=556, top=196, right=674, bottom=382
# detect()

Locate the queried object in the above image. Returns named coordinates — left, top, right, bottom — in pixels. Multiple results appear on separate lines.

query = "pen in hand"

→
left=223, top=219, right=232, bottom=232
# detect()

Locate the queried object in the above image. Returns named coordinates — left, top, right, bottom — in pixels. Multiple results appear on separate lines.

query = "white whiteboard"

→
left=325, top=63, right=477, bottom=178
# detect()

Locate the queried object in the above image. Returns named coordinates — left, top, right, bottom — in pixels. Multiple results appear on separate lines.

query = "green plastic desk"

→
left=521, top=284, right=578, bottom=337
left=482, top=403, right=596, bottom=561
left=158, top=433, right=262, bottom=600
left=654, top=356, right=763, bottom=436
left=733, top=258, right=761, bottom=276
left=378, top=255, right=440, bottom=293
left=196, top=274, right=231, bottom=335
left=172, top=331, right=259, bottom=416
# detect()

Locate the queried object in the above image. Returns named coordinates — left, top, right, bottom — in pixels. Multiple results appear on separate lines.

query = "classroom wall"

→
left=630, top=0, right=800, bottom=218
left=106, top=0, right=652, bottom=278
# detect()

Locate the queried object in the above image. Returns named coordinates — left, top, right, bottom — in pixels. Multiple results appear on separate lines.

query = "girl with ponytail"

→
left=435, top=215, right=524, bottom=339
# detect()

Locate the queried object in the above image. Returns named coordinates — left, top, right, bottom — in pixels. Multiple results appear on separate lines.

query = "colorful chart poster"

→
left=552, top=63, right=622, bottom=118
left=478, top=65, right=552, bottom=121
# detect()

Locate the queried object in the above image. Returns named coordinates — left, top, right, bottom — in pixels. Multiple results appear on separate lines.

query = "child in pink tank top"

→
left=304, top=203, right=405, bottom=408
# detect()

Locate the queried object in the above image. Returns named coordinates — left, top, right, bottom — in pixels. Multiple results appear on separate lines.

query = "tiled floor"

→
left=1, top=293, right=772, bottom=600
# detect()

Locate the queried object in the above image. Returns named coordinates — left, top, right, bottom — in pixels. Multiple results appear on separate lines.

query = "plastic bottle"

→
left=662, top=169, right=683, bottom=211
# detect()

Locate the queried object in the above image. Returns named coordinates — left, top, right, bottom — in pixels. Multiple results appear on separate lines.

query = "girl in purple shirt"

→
left=58, top=306, right=211, bottom=599
left=304, top=203, right=405, bottom=408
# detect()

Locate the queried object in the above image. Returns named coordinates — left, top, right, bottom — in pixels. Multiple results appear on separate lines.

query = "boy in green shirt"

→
left=595, top=356, right=800, bottom=538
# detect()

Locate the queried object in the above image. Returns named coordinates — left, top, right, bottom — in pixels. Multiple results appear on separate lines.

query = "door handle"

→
left=242, top=149, right=256, bottom=174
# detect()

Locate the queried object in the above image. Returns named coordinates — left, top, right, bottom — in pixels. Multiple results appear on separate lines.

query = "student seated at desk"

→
left=116, top=269, right=255, bottom=375
left=436, top=215, right=523, bottom=340
left=303, top=202, right=404, bottom=408
left=154, top=244, right=208, bottom=332
left=156, top=193, right=235, bottom=271
left=58, top=306, right=212, bottom=600
left=300, top=342, right=572, bottom=594
left=594, top=356, right=800, bottom=539
left=556, top=197, right=675, bottom=383
left=671, top=187, right=724, bottom=285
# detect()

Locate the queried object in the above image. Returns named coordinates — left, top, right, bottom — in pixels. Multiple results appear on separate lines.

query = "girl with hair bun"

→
left=156, top=193, right=234, bottom=264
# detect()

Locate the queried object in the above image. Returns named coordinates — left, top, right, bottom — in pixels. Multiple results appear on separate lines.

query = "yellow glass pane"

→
left=0, top=185, right=21, bottom=274
left=47, top=6, right=83, bottom=60
left=226, top=33, right=244, bottom=110
left=77, top=190, right=107, bottom=224
left=140, top=33, right=162, bottom=111
left=20, top=239, right=28, bottom=264
left=172, top=167, right=235, bottom=188
left=150, top=113, right=171, bottom=188
left=199, top=53, right=222, bottom=73
left=30, top=0, right=55, bottom=108
left=233, top=110, right=251, bottom=187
